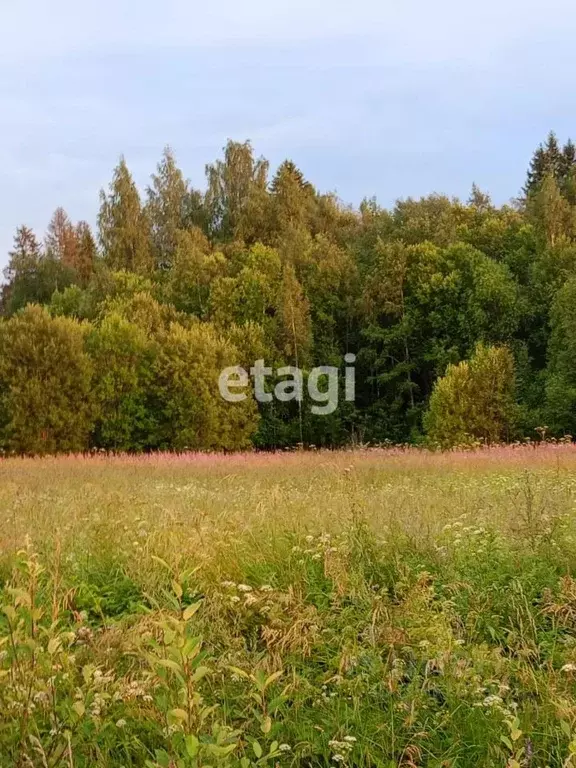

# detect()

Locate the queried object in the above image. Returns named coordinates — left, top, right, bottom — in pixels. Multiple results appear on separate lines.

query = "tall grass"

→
left=2, top=445, right=576, bottom=766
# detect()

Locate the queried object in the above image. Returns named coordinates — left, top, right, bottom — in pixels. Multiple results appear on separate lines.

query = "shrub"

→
left=0, top=305, right=94, bottom=454
left=424, top=343, right=518, bottom=448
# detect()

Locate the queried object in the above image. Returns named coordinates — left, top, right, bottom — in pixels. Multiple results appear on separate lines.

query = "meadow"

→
left=2, top=446, right=576, bottom=767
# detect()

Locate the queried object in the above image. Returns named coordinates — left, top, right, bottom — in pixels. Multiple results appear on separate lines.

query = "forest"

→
left=1, top=131, right=575, bottom=454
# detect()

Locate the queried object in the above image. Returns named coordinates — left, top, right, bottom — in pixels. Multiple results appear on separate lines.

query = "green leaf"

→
left=182, top=636, right=201, bottom=659
left=228, top=665, right=250, bottom=680
left=154, top=749, right=171, bottom=768
left=151, top=555, right=172, bottom=572
left=261, top=716, right=272, bottom=734
left=156, top=658, right=182, bottom=673
left=47, top=637, right=61, bottom=655
left=168, top=708, right=188, bottom=722
left=192, top=665, right=210, bottom=682
left=185, top=734, right=199, bottom=758
left=172, top=580, right=183, bottom=599
left=500, top=734, right=513, bottom=751
left=264, top=670, right=283, bottom=689
left=183, top=602, right=201, bottom=620
left=207, top=743, right=237, bottom=758
left=252, top=740, right=263, bottom=759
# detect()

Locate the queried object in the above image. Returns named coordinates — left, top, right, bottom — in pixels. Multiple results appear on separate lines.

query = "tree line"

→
left=2, top=132, right=576, bottom=454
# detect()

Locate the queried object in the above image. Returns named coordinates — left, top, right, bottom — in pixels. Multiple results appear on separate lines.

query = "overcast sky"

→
left=1, top=0, right=576, bottom=267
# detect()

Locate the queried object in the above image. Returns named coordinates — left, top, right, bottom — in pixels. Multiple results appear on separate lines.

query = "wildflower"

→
left=279, top=744, right=291, bottom=752
left=244, top=593, right=258, bottom=606
left=343, top=736, right=357, bottom=743
left=116, top=719, right=127, bottom=728
left=482, top=694, right=504, bottom=707
left=260, top=584, right=273, bottom=592
left=561, top=663, right=576, bottom=673
left=237, top=584, right=252, bottom=592
left=33, top=691, right=49, bottom=705
left=332, top=755, right=345, bottom=763
left=230, top=595, right=241, bottom=603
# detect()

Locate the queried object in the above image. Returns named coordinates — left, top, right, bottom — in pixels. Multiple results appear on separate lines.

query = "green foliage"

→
left=146, top=146, right=192, bottom=269
left=6, top=131, right=576, bottom=450
left=98, top=157, right=153, bottom=274
left=545, top=276, right=576, bottom=435
left=205, top=140, right=269, bottom=241
left=424, top=343, right=518, bottom=447
left=88, top=313, right=159, bottom=451
left=2, top=226, right=77, bottom=316
left=0, top=305, right=94, bottom=454
left=153, top=322, right=259, bottom=451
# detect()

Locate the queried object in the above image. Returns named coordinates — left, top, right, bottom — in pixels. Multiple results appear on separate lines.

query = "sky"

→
left=1, top=0, right=576, bottom=268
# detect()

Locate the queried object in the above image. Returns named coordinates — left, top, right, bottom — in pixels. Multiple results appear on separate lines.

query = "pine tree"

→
left=98, top=157, right=153, bottom=274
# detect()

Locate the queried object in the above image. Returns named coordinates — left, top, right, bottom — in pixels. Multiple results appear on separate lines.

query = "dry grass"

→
left=2, top=444, right=576, bottom=766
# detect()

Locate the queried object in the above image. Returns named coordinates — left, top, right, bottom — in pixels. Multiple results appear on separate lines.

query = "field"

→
left=3, top=447, right=576, bottom=767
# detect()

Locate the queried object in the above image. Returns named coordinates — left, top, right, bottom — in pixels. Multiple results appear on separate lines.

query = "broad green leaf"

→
left=185, top=734, right=199, bottom=758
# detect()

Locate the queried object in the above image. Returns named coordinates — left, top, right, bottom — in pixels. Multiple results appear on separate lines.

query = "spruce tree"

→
left=74, top=222, right=97, bottom=285
left=524, top=131, right=571, bottom=196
